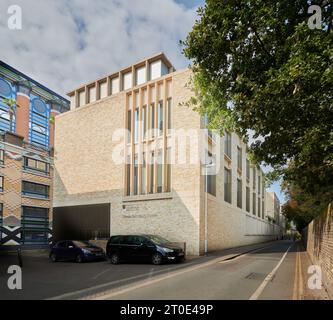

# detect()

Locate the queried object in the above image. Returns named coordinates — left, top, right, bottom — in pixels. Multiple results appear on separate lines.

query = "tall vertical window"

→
left=126, top=156, right=131, bottom=196
left=0, top=149, right=4, bottom=165
left=258, top=175, right=261, bottom=194
left=237, top=179, right=242, bottom=208
left=127, top=110, right=132, bottom=143
left=206, top=152, right=216, bottom=196
left=262, top=201, right=265, bottom=219
left=258, top=197, right=261, bottom=217
left=166, top=148, right=171, bottom=192
left=253, top=167, right=256, bottom=189
left=262, top=177, right=265, bottom=195
left=158, top=101, right=163, bottom=136
left=206, top=174, right=216, bottom=197
left=150, top=152, right=155, bottom=194
left=237, top=147, right=242, bottom=171
left=157, top=151, right=163, bottom=193
left=246, top=159, right=250, bottom=181
left=21, top=206, right=49, bottom=245
left=253, top=193, right=256, bottom=215
left=0, top=77, right=16, bottom=132
left=134, top=156, right=138, bottom=195
left=167, top=98, right=172, bottom=132
left=150, top=103, right=155, bottom=136
left=0, top=176, right=3, bottom=192
left=141, top=153, right=146, bottom=195
left=246, top=187, right=250, bottom=213
left=224, top=132, right=232, bottom=158
left=224, top=168, right=232, bottom=203
left=134, top=108, right=139, bottom=143
left=30, top=97, right=50, bottom=148
left=142, top=105, right=147, bottom=140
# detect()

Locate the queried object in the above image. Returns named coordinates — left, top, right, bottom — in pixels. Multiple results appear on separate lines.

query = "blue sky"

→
left=0, top=0, right=285, bottom=203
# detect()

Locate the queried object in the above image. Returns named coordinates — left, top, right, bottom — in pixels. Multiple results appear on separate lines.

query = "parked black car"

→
left=106, top=235, right=185, bottom=265
left=50, top=240, right=106, bottom=263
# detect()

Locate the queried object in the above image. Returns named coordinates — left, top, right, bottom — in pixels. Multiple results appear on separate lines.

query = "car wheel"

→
left=110, top=253, right=120, bottom=265
left=50, top=253, right=57, bottom=263
left=152, top=253, right=163, bottom=265
left=76, top=254, right=84, bottom=263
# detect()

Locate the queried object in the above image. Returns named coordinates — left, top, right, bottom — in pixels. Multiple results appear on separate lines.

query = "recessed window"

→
left=157, top=151, right=163, bottom=193
left=142, top=105, right=147, bottom=140
left=134, top=156, right=138, bottom=195
left=149, top=152, right=155, bottom=194
left=237, top=147, right=242, bottom=171
left=258, top=175, right=261, bottom=194
left=237, top=179, right=242, bottom=208
left=166, top=148, right=172, bottom=192
left=246, top=159, right=250, bottom=181
left=88, top=86, right=96, bottom=103
left=24, top=157, right=49, bottom=174
left=253, top=167, right=256, bottom=189
left=224, top=132, right=232, bottom=158
left=134, top=108, right=139, bottom=143
left=141, top=153, right=147, bottom=195
left=258, top=197, right=261, bottom=217
left=246, top=187, right=250, bottom=213
left=111, top=77, right=119, bottom=94
left=123, top=72, right=133, bottom=91
left=22, top=181, right=49, bottom=199
left=0, top=176, right=3, bottom=192
left=167, top=98, right=172, bottom=132
left=0, top=149, right=4, bottom=165
left=78, top=90, right=85, bottom=107
left=253, top=193, right=256, bottom=215
left=136, top=66, right=146, bottom=86
left=126, top=155, right=131, bottom=196
left=127, top=110, right=132, bottom=143
left=224, top=168, right=232, bottom=203
left=99, top=81, right=108, bottom=99
left=158, top=101, right=163, bottom=136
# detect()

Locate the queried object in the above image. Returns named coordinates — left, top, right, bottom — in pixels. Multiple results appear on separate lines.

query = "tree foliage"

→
left=183, top=0, right=333, bottom=225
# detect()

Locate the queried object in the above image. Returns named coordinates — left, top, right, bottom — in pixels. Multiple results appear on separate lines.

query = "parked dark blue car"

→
left=50, top=240, right=105, bottom=263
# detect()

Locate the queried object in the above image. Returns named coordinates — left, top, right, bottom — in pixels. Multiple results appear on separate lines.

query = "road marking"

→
left=249, top=243, right=293, bottom=300
left=292, top=244, right=304, bottom=300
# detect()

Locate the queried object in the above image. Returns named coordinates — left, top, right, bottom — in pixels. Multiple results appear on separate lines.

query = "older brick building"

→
left=0, top=61, right=69, bottom=248
left=54, top=53, right=281, bottom=255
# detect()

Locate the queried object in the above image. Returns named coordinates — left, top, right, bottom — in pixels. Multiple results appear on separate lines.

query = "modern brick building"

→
left=0, top=61, right=69, bottom=248
left=54, top=53, right=281, bottom=255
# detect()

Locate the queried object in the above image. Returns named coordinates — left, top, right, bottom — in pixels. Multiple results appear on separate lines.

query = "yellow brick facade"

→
left=54, top=56, right=281, bottom=256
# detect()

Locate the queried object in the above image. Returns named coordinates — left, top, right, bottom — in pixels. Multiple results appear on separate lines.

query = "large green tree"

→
left=183, top=0, right=333, bottom=223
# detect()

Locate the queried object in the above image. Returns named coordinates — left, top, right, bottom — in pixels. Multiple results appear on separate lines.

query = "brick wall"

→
left=306, top=203, right=333, bottom=294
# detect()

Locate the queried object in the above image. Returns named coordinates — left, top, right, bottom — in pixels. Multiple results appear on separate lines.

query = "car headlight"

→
left=82, top=249, right=92, bottom=255
left=162, top=247, right=174, bottom=253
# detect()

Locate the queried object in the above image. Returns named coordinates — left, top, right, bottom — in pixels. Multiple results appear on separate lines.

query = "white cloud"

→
left=0, top=0, right=198, bottom=97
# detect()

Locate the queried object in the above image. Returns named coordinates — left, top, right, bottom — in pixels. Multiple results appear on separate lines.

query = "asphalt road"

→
left=94, top=241, right=298, bottom=300
left=0, top=240, right=315, bottom=300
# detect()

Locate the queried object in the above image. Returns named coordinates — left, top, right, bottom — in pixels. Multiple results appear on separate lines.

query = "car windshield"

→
left=73, top=241, right=93, bottom=248
left=147, top=235, right=170, bottom=245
